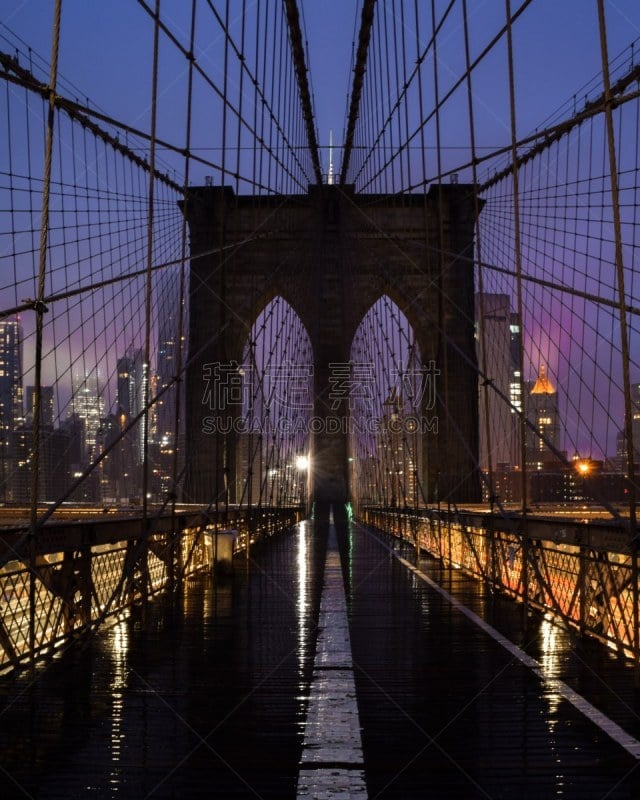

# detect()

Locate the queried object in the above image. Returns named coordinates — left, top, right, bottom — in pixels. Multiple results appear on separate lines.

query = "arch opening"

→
left=349, top=295, right=428, bottom=511
left=237, top=296, right=313, bottom=510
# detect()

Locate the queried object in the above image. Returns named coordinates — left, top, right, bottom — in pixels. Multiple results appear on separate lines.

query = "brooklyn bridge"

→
left=1, top=1, right=640, bottom=797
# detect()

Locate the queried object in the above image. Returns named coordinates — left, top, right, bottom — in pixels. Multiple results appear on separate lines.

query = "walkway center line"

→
left=296, top=524, right=368, bottom=799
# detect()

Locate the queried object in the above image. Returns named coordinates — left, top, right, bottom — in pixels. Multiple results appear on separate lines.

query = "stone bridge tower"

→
left=182, top=184, right=481, bottom=508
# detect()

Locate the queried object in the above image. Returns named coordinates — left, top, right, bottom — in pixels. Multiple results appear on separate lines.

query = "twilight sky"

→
left=2, top=0, right=639, bottom=179
left=1, top=0, right=640, bottom=462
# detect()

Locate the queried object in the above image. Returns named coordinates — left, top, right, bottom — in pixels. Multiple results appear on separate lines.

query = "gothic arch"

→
left=184, top=183, right=480, bottom=506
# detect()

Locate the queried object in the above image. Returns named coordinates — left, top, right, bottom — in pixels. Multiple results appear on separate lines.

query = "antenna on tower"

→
left=328, top=129, right=334, bottom=185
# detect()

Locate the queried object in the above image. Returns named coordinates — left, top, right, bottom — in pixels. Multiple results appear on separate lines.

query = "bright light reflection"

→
left=296, top=455, right=310, bottom=471
left=109, top=617, right=129, bottom=779
left=297, top=521, right=309, bottom=675
left=539, top=615, right=561, bottom=719
left=538, top=616, right=568, bottom=794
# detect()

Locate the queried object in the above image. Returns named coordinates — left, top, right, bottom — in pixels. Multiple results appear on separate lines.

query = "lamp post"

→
left=295, top=455, right=309, bottom=517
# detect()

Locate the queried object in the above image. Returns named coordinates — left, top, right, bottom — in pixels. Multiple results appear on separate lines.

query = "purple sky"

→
left=2, top=1, right=639, bottom=178
left=2, top=0, right=640, bottom=461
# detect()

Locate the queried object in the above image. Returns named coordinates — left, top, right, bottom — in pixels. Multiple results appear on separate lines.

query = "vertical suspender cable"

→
left=258, top=0, right=269, bottom=191
left=463, top=0, right=498, bottom=584
left=504, top=0, right=529, bottom=606
left=277, top=5, right=286, bottom=190
left=31, top=0, right=62, bottom=528
left=141, top=0, right=161, bottom=587
left=390, top=0, right=402, bottom=192
left=30, top=0, right=63, bottom=658
left=341, top=0, right=376, bottom=185
left=267, top=4, right=278, bottom=191
left=252, top=0, right=261, bottom=195
left=414, top=0, right=433, bottom=504
left=236, top=0, right=247, bottom=194
left=169, top=0, right=198, bottom=586
left=221, top=0, right=230, bottom=188
left=283, top=0, right=322, bottom=183
left=381, top=4, right=392, bottom=193
left=221, top=0, right=231, bottom=512
left=462, top=0, right=495, bottom=494
left=596, top=0, right=639, bottom=676
left=398, top=0, right=411, bottom=193
left=430, top=0, right=450, bottom=508
left=376, top=14, right=386, bottom=192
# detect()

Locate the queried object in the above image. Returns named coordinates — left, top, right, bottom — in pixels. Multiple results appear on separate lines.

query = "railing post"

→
left=488, top=516, right=496, bottom=590
left=79, top=547, right=92, bottom=631
left=29, top=555, right=36, bottom=664
left=579, top=544, right=587, bottom=637
left=633, top=543, right=640, bottom=673
left=139, top=524, right=149, bottom=620
left=522, top=532, right=530, bottom=622
left=168, top=526, right=176, bottom=594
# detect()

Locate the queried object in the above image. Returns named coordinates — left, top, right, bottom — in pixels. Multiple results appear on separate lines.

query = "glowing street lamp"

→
left=576, top=460, right=591, bottom=476
left=295, top=455, right=310, bottom=513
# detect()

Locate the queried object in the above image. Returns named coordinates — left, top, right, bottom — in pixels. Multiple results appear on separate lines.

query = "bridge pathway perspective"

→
left=1, top=513, right=640, bottom=798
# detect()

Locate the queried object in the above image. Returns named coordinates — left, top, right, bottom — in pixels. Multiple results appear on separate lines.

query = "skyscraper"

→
left=116, top=348, right=156, bottom=500
left=155, top=272, right=186, bottom=495
left=26, top=385, right=55, bottom=427
left=525, top=364, right=561, bottom=470
left=0, top=319, right=23, bottom=498
left=0, top=318, right=24, bottom=433
left=117, top=350, right=149, bottom=453
left=117, top=354, right=136, bottom=419
left=615, top=381, right=640, bottom=472
left=72, top=374, right=105, bottom=462
left=156, top=307, right=177, bottom=452
left=377, top=387, right=421, bottom=507
left=509, top=312, right=523, bottom=466
left=476, top=293, right=513, bottom=470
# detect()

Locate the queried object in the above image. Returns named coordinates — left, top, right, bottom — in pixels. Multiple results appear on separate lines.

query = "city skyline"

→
left=0, top=274, right=183, bottom=502
left=1, top=2, right=639, bottom=508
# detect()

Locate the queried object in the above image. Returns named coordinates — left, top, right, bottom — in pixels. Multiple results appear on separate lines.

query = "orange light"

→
left=576, top=461, right=590, bottom=476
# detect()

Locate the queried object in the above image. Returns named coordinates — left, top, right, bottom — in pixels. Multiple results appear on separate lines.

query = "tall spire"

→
left=327, top=129, right=334, bottom=185
left=530, top=363, right=556, bottom=394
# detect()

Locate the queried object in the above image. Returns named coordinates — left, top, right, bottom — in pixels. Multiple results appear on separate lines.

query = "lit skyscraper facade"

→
left=509, top=312, right=523, bottom=466
left=615, top=382, right=640, bottom=472
left=72, top=375, right=105, bottom=462
left=0, top=318, right=24, bottom=435
left=476, top=293, right=514, bottom=470
left=525, top=364, right=561, bottom=470
left=155, top=273, right=185, bottom=496
left=116, top=349, right=154, bottom=500
left=0, top=319, right=23, bottom=498
left=26, top=385, right=55, bottom=428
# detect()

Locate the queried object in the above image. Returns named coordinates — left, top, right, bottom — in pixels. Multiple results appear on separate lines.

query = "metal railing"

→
left=0, top=507, right=301, bottom=673
left=363, top=507, right=639, bottom=666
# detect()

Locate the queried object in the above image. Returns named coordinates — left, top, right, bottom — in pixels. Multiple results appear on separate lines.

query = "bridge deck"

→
left=1, top=518, right=640, bottom=799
